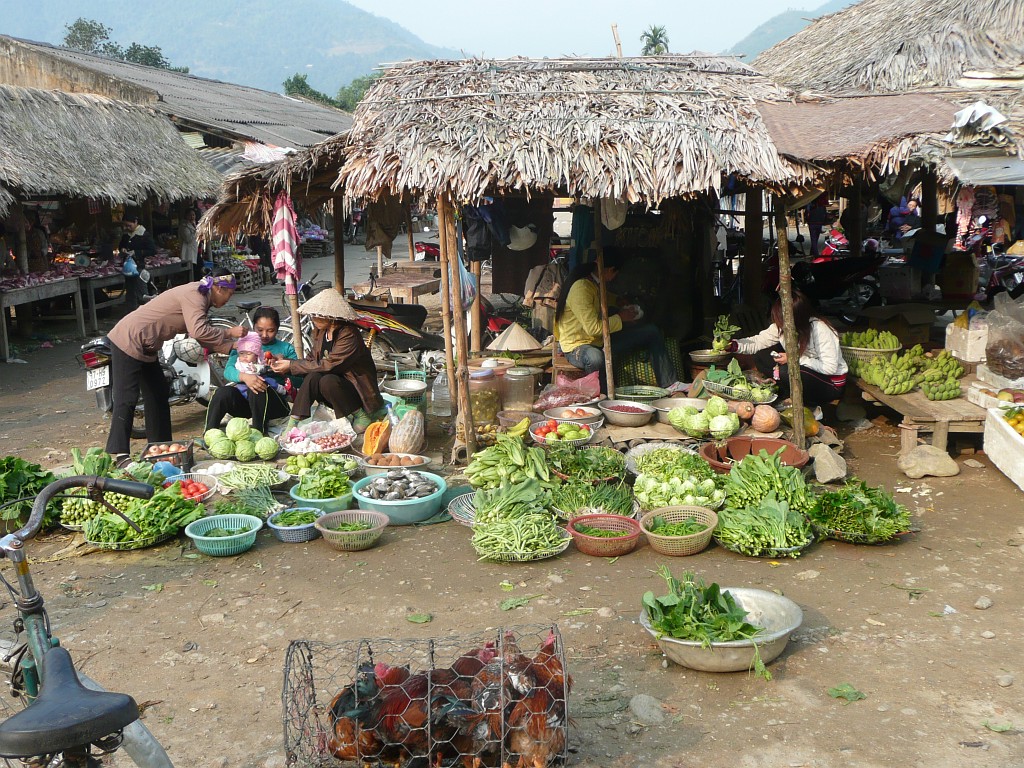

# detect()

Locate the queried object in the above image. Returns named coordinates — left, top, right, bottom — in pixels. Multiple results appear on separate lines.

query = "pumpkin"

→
left=729, top=400, right=756, bottom=421
left=778, top=405, right=819, bottom=437
left=389, top=410, right=425, bottom=454
left=750, top=405, right=782, bottom=433
left=363, top=419, right=392, bottom=456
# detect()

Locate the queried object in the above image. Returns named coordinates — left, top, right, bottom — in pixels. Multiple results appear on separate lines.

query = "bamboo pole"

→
left=743, top=187, right=764, bottom=306
left=437, top=196, right=458, bottom=410
left=442, top=195, right=476, bottom=456
left=611, top=24, right=623, bottom=58
left=332, top=194, right=346, bottom=292
left=376, top=246, right=384, bottom=282
left=405, top=205, right=416, bottom=261
left=470, top=260, right=482, bottom=354
left=593, top=199, right=615, bottom=397
left=773, top=198, right=805, bottom=447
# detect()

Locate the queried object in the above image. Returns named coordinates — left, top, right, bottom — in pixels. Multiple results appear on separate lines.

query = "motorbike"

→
left=79, top=335, right=217, bottom=439
left=964, top=216, right=1024, bottom=301
left=764, top=244, right=884, bottom=324
left=344, top=209, right=364, bottom=243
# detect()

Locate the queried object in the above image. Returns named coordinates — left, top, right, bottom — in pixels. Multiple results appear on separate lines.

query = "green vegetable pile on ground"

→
left=634, top=450, right=725, bottom=510
left=546, top=444, right=624, bottom=480
left=272, top=509, right=318, bottom=527
left=715, top=492, right=813, bottom=557
left=550, top=480, right=633, bottom=517
left=218, top=464, right=282, bottom=489
left=60, top=450, right=167, bottom=528
left=231, top=486, right=284, bottom=519
left=723, top=448, right=817, bottom=514
left=0, top=456, right=58, bottom=529
left=83, top=482, right=202, bottom=545
left=465, top=434, right=551, bottom=489
left=642, top=566, right=770, bottom=680
left=294, top=466, right=352, bottom=499
left=471, top=479, right=563, bottom=559
left=808, top=479, right=911, bottom=543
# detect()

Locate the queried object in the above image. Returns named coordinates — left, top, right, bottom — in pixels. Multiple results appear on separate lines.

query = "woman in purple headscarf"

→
left=105, top=267, right=245, bottom=456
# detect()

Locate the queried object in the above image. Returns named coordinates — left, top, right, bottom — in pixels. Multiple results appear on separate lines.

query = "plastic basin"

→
left=699, top=437, right=809, bottom=475
left=288, top=486, right=353, bottom=513
left=351, top=471, right=448, bottom=525
left=185, top=514, right=262, bottom=556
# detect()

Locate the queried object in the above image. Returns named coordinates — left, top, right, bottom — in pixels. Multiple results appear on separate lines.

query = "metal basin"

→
left=639, top=587, right=802, bottom=672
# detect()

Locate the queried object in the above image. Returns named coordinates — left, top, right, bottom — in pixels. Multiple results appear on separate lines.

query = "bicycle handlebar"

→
left=15, top=476, right=154, bottom=543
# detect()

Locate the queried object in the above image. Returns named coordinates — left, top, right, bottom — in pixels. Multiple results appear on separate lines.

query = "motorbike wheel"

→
left=838, top=280, right=882, bottom=326
left=367, top=333, right=398, bottom=369
left=277, top=323, right=313, bottom=359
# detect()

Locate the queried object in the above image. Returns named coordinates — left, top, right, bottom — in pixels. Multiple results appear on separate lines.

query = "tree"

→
left=62, top=18, right=188, bottom=73
left=283, top=74, right=341, bottom=108
left=640, top=25, right=670, bottom=55
left=335, top=73, right=380, bottom=112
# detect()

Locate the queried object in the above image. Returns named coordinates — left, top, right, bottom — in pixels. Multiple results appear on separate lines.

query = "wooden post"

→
left=332, top=195, right=346, bottom=292
left=437, top=197, right=458, bottom=408
left=611, top=24, right=623, bottom=58
left=921, top=171, right=938, bottom=234
left=405, top=205, right=416, bottom=261
left=442, top=195, right=476, bottom=455
left=376, top=246, right=384, bottom=282
left=593, top=199, right=615, bottom=397
left=848, top=184, right=864, bottom=257
left=774, top=198, right=805, bottom=447
left=470, top=261, right=482, bottom=354
left=742, top=187, right=764, bottom=307
left=286, top=274, right=303, bottom=358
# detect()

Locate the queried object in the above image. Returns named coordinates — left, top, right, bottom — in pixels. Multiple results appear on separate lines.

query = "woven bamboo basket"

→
left=639, top=506, right=718, bottom=556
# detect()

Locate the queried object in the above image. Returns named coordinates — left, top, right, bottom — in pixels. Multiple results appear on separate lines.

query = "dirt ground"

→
left=2, top=329, right=1024, bottom=768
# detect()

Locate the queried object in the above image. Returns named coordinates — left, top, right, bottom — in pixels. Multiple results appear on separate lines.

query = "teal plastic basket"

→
left=185, top=514, right=263, bottom=556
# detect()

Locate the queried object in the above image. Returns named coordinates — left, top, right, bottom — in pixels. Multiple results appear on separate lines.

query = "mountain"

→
left=725, top=0, right=857, bottom=60
left=1, top=0, right=460, bottom=95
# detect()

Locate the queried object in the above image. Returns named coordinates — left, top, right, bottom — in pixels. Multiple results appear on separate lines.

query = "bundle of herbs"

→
left=808, top=479, right=911, bottom=544
left=546, top=444, right=625, bottom=481
left=550, top=480, right=633, bottom=518
left=642, top=566, right=770, bottom=680
left=715, top=492, right=814, bottom=557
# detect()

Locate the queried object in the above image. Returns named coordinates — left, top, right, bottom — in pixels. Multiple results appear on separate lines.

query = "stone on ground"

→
left=808, top=444, right=847, bottom=483
left=629, top=693, right=666, bottom=725
left=897, top=445, right=960, bottom=479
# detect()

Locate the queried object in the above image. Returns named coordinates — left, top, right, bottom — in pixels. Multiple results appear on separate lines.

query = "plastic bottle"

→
left=429, top=369, right=452, bottom=417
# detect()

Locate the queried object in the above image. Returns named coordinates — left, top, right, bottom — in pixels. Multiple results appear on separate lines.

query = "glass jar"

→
left=468, top=370, right=501, bottom=425
left=502, top=367, right=538, bottom=411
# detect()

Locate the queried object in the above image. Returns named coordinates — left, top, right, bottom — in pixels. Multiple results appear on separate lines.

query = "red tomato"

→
left=547, top=420, right=557, bottom=428
left=194, top=483, right=208, bottom=494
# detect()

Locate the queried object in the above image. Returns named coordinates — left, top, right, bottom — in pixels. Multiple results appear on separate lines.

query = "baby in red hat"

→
left=235, top=332, right=287, bottom=397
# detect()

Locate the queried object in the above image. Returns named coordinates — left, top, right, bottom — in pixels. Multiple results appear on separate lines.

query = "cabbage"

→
left=203, top=428, right=226, bottom=445
left=255, top=437, right=279, bottom=460
left=225, top=417, right=251, bottom=442
left=667, top=408, right=688, bottom=431
left=709, top=415, right=735, bottom=436
left=727, top=412, right=741, bottom=431
left=234, top=439, right=256, bottom=462
left=208, top=438, right=235, bottom=459
left=705, top=396, right=729, bottom=418
left=249, top=428, right=263, bottom=443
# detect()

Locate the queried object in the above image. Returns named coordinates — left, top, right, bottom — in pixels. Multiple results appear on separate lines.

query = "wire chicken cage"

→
left=282, top=625, right=571, bottom=767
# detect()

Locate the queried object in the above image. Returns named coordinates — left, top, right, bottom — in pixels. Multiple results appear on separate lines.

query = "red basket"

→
left=567, top=513, right=642, bottom=557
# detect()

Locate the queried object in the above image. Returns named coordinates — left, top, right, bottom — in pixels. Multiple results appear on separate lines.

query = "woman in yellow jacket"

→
left=554, top=259, right=678, bottom=392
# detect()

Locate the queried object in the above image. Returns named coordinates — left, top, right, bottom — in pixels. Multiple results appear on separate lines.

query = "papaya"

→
left=363, top=419, right=392, bottom=455
left=779, top=405, right=819, bottom=438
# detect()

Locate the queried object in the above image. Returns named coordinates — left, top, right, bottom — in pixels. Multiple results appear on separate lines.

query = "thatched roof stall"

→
left=338, top=56, right=819, bottom=203
left=0, top=84, right=221, bottom=217
left=753, top=0, right=1024, bottom=95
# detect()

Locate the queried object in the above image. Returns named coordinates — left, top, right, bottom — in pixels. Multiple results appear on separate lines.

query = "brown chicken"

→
left=504, top=630, right=573, bottom=768
left=324, top=662, right=385, bottom=762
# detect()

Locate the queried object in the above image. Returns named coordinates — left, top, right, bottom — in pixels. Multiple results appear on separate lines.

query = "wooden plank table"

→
left=147, top=261, right=191, bottom=287
left=80, top=274, right=126, bottom=333
left=1, top=278, right=85, bottom=360
left=352, top=272, right=441, bottom=304
left=857, top=374, right=987, bottom=455
left=390, top=260, right=443, bottom=277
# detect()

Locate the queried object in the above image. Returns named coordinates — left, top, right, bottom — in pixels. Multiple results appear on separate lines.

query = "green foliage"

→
left=283, top=73, right=342, bottom=108
left=640, top=25, right=670, bottom=56
left=0, top=457, right=58, bottom=527
left=335, top=73, right=381, bottom=111
left=62, top=17, right=188, bottom=72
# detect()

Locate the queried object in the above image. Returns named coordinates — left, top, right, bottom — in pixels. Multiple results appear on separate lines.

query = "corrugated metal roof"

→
left=197, top=147, right=256, bottom=175
left=757, top=94, right=958, bottom=161
left=4, top=36, right=352, bottom=149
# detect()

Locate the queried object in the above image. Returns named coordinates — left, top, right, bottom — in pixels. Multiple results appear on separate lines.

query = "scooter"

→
left=764, top=245, right=884, bottom=324
left=79, top=335, right=216, bottom=439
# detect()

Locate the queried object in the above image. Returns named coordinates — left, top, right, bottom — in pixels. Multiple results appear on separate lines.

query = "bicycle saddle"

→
left=237, top=300, right=262, bottom=311
left=0, top=647, right=139, bottom=758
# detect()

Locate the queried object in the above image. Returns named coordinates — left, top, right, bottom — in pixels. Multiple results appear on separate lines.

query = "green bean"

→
left=471, top=513, right=563, bottom=559
left=273, top=509, right=318, bottom=527
left=574, top=523, right=628, bottom=538
left=327, top=521, right=372, bottom=532
left=219, top=465, right=282, bottom=489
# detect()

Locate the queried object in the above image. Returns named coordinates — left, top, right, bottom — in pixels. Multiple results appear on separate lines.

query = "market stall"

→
left=0, top=278, right=84, bottom=359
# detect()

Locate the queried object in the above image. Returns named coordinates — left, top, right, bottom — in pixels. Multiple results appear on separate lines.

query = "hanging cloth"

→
left=363, top=195, right=404, bottom=259
left=271, top=191, right=301, bottom=293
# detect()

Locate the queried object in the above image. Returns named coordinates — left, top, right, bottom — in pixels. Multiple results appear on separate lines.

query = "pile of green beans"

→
left=273, top=509, right=318, bottom=527
left=218, top=464, right=282, bottom=489
left=574, top=523, right=628, bottom=538
left=471, top=513, right=563, bottom=559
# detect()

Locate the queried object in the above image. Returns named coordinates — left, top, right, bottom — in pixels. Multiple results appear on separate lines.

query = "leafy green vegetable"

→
left=294, top=466, right=351, bottom=500
left=83, top=482, right=202, bottom=544
left=828, top=683, right=866, bottom=703
left=642, top=567, right=769, bottom=680
left=809, top=479, right=911, bottom=543
left=715, top=492, right=813, bottom=557
left=546, top=445, right=624, bottom=480
left=648, top=516, right=708, bottom=537
left=473, top=478, right=549, bottom=524
left=406, top=613, right=433, bottom=624
left=272, top=509, right=318, bottom=527
left=574, top=523, right=628, bottom=538
left=550, top=480, right=633, bottom=517
left=0, top=456, right=58, bottom=527
left=500, top=594, right=543, bottom=611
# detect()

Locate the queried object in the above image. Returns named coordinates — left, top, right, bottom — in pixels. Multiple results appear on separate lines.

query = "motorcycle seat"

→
left=0, top=647, right=139, bottom=758
left=237, top=300, right=262, bottom=312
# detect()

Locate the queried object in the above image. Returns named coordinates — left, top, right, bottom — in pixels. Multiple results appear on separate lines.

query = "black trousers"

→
left=752, top=348, right=844, bottom=407
left=291, top=371, right=362, bottom=420
left=205, top=384, right=290, bottom=434
left=105, top=343, right=171, bottom=455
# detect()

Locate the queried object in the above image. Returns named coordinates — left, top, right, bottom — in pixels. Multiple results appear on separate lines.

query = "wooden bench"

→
left=551, top=348, right=583, bottom=377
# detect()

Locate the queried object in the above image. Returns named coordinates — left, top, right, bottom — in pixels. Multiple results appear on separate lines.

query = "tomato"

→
left=547, top=420, right=557, bottom=428
left=194, top=483, right=208, bottom=494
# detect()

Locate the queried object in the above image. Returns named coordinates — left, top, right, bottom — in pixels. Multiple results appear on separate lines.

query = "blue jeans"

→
left=565, top=323, right=676, bottom=390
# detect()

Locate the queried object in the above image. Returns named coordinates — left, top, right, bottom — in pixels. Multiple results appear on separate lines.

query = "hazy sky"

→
left=343, top=0, right=818, bottom=58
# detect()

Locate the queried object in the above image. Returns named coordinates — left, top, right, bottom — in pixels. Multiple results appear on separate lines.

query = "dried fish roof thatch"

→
left=754, top=0, right=1024, bottom=94
left=338, top=56, right=818, bottom=204
left=198, top=135, right=347, bottom=237
left=0, top=84, right=222, bottom=216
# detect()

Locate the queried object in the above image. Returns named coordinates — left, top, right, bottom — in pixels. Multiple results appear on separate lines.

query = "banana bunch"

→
left=921, top=377, right=961, bottom=401
left=921, top=349, right=965, bottom=380
left=860, top=356, right=915, bottom=394
left=506, top=417, right=532, bottom=439
left=841, top=329, right=901, bottom=350
left=464, top=434, right=552, bottom=489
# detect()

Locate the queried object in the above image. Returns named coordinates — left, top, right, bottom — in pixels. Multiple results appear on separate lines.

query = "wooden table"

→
left=857, top=374, right=987, bottom=455
left=1, top=278, right=85, bottom=360
left=352, top=273, right=441, bottom=304
left=147, top=261, right=191, bottom=287
left=80, top=274, right=126, bottom=333
left=390, top=260, right=443, bottom=278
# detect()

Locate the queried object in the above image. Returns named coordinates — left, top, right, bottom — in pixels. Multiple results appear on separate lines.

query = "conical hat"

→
left=486, top=322, right=542, bottom=352
left=297, top=288, right=358, bottom=321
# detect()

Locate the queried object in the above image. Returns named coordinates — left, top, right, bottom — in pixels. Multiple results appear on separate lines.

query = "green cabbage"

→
left=203, top=428, right=226, bottom=445
left=208, top=438, right=236, bottom=459
left=234, top=439, right=256, bottom=462
left=705, top=396, right=729, bottom=418
left=249, top=428, right=262, bottom=443
left=255, top=437, right=279, bottom=460
left=225, top=417, right=250, bottom=442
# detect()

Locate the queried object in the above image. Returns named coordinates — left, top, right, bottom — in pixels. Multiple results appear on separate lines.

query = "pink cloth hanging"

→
left=271, top=191, right=301, bottom=293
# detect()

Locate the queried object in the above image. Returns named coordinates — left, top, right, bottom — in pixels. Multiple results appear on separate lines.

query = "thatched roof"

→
left=0, top=84, right=222, bottom=217
left=754, top=0, right=1024, bottom=94
left=198, top=135, right=347, bottom=237
left=337, top=56, right=818, bottom=204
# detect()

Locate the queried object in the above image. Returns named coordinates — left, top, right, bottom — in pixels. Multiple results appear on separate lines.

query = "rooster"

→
left=324, top=662, right=385, bottom=761
left=504, top=630, right=573, bottom=768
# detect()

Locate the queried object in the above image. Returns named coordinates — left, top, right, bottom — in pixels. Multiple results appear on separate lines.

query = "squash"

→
left=363, top=419, right=392, bottom=455
left=778, top=405, right=819, bottom=437
left=750, top=405, right=782, bottom=433
left=729, top=400, right=756, bottom=421
left=389, top=410, right=425, bottom=454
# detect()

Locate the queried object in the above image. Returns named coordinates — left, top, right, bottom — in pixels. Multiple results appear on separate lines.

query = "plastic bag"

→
left=557, top=370, right=600, bottom=397
left=985, top=309, right=1024, bottom=380
left=534, top=385, right=594, bottom=411
left=122, top=255, right=138, bottom=276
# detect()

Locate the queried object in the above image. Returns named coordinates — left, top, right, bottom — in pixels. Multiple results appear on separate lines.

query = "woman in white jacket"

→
left=729, top=291, right=847, bottom=406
